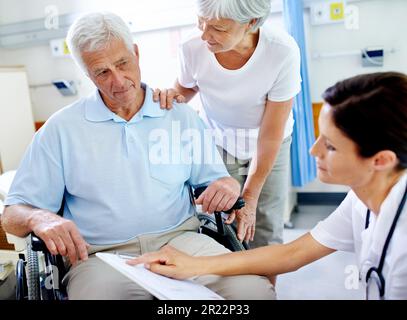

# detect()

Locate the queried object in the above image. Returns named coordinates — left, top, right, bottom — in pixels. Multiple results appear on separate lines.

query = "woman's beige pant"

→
left=219, top=136, right=292, bottom=248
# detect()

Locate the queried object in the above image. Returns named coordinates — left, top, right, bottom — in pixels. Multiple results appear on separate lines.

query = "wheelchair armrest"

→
left=3, top=233, right=47, bottom=253
left=4, top=234, right=27, bottom=252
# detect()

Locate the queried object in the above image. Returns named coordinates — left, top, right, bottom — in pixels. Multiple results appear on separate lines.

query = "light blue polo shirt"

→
left=5, top=84, right=229, bottom=245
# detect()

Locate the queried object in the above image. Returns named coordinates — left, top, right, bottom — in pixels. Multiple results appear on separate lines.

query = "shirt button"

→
left=128, top=137, right=135, bottom=143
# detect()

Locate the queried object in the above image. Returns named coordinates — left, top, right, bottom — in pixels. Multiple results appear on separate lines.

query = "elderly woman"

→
left=132, top=72, right=407, bottom=300
left=155, top=0, right=301, bottom=248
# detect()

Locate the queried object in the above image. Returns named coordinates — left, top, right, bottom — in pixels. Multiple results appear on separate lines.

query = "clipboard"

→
left=96, top=252, right=224, bottom=300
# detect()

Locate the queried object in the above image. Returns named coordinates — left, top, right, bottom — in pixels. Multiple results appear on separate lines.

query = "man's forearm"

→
left=3, top=204, right=89, bottom=263
left=1, top=205, right=40, bottom=237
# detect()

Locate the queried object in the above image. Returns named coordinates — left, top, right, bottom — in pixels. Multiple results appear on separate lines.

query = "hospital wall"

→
left=0, top=0, right=406, bottom=193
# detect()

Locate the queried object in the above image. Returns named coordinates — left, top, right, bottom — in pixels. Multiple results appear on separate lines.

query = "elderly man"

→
left=1, top=12, right=275, bottom=300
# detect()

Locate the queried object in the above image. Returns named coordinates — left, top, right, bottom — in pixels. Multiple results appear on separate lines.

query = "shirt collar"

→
left=85, top=83, right=166, bottom=123
left=140, top=83, right=167, bottom=119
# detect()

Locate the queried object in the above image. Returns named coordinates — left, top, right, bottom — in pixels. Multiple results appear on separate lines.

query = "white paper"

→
left=96, top=252, right=224, bottom=300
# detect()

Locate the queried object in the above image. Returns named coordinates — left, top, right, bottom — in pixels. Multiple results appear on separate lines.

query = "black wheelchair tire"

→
left=197, top=213, right=247, bottom=252
left=26, top=243, right=41, bottom=300
left=223, top=223, right=246, bottom=252
left=15, top=259, right=27, bottom=300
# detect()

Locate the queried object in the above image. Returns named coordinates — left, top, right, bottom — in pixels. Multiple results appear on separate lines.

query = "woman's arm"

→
left=235, top=99, right=293, bottom=241
left=174, top=80, right=198, bottom=102
left=128, top=233, right=335, bottom=279
left=153, top=79, right=199, bottom=108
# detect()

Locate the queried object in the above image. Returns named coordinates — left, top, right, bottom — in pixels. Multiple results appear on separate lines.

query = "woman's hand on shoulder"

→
left=153, top=88, right=186, bottom=110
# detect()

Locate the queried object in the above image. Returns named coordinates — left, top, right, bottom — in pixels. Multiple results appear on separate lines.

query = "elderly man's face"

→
left=82, top=39, right=141, bottom=108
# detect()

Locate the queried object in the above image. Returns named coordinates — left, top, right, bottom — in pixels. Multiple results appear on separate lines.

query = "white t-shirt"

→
left=311, top=173, right=407, bottom=300
left=178, top=26, right=302, bottom=160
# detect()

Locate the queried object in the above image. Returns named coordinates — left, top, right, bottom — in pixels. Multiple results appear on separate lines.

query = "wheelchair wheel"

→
left=197, top=213, right=247, bottom=252
left=15, top=258, right=27, bottom=300
left=223, top=223, right=246, bottom=252
left=26, top=243, right=41, bottom=300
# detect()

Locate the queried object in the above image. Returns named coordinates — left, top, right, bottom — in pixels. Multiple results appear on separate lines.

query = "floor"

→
left=275, top=205, right=364, bottom=300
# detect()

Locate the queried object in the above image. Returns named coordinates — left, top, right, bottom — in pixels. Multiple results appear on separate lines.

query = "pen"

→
left=114, top=251, right=139, bottom=260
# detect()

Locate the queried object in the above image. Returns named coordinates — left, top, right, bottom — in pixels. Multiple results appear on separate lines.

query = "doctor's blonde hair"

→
left=195, top=0, right=271, bottom=31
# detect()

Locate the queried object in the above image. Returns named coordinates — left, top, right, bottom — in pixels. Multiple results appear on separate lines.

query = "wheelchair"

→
left=15, top=185, right=248, bottom=300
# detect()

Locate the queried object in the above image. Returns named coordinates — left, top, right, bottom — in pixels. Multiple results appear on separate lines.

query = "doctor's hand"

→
left=28, top=210, right=90, bottom=266
left=126, top=245, right=201, bottom=279
left=153, top=88, right=186, bottom=110
left=195, top=177, right=241, bottom=215
left=235, top=198, right=257, bottom=242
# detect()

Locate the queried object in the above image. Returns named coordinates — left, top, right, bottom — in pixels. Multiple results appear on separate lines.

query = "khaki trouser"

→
left=219, top=136, right=292, bottom=248
left=63, top=216, right=276, bottom=300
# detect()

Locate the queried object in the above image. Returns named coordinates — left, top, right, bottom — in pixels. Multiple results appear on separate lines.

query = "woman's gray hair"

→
left=195, top=0, right=271, bottom=31
left=66, top=12, right=134, bottom=73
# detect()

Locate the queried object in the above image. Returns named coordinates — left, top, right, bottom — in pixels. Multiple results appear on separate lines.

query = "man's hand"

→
left=153, top=88, right=186, bottom=110
left=195, top=177, right=240, bottom=214
left=127, top=245, right=200, bottom=279
left=235, top=198, right=257, bottom=242
left=28, top=211, right=90, bottom=266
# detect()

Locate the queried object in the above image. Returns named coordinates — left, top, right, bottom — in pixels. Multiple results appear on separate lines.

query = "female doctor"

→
left=130, top=72, right=407, bottom=300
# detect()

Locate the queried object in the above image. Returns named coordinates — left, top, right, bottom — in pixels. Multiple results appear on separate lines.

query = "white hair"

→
left=195, top=0, right=271, bottom=31
left=66, top=12, right=134, bottom=73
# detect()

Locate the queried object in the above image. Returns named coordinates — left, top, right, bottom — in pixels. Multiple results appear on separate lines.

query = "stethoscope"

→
left=364, top=182, right=407, bottom=299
